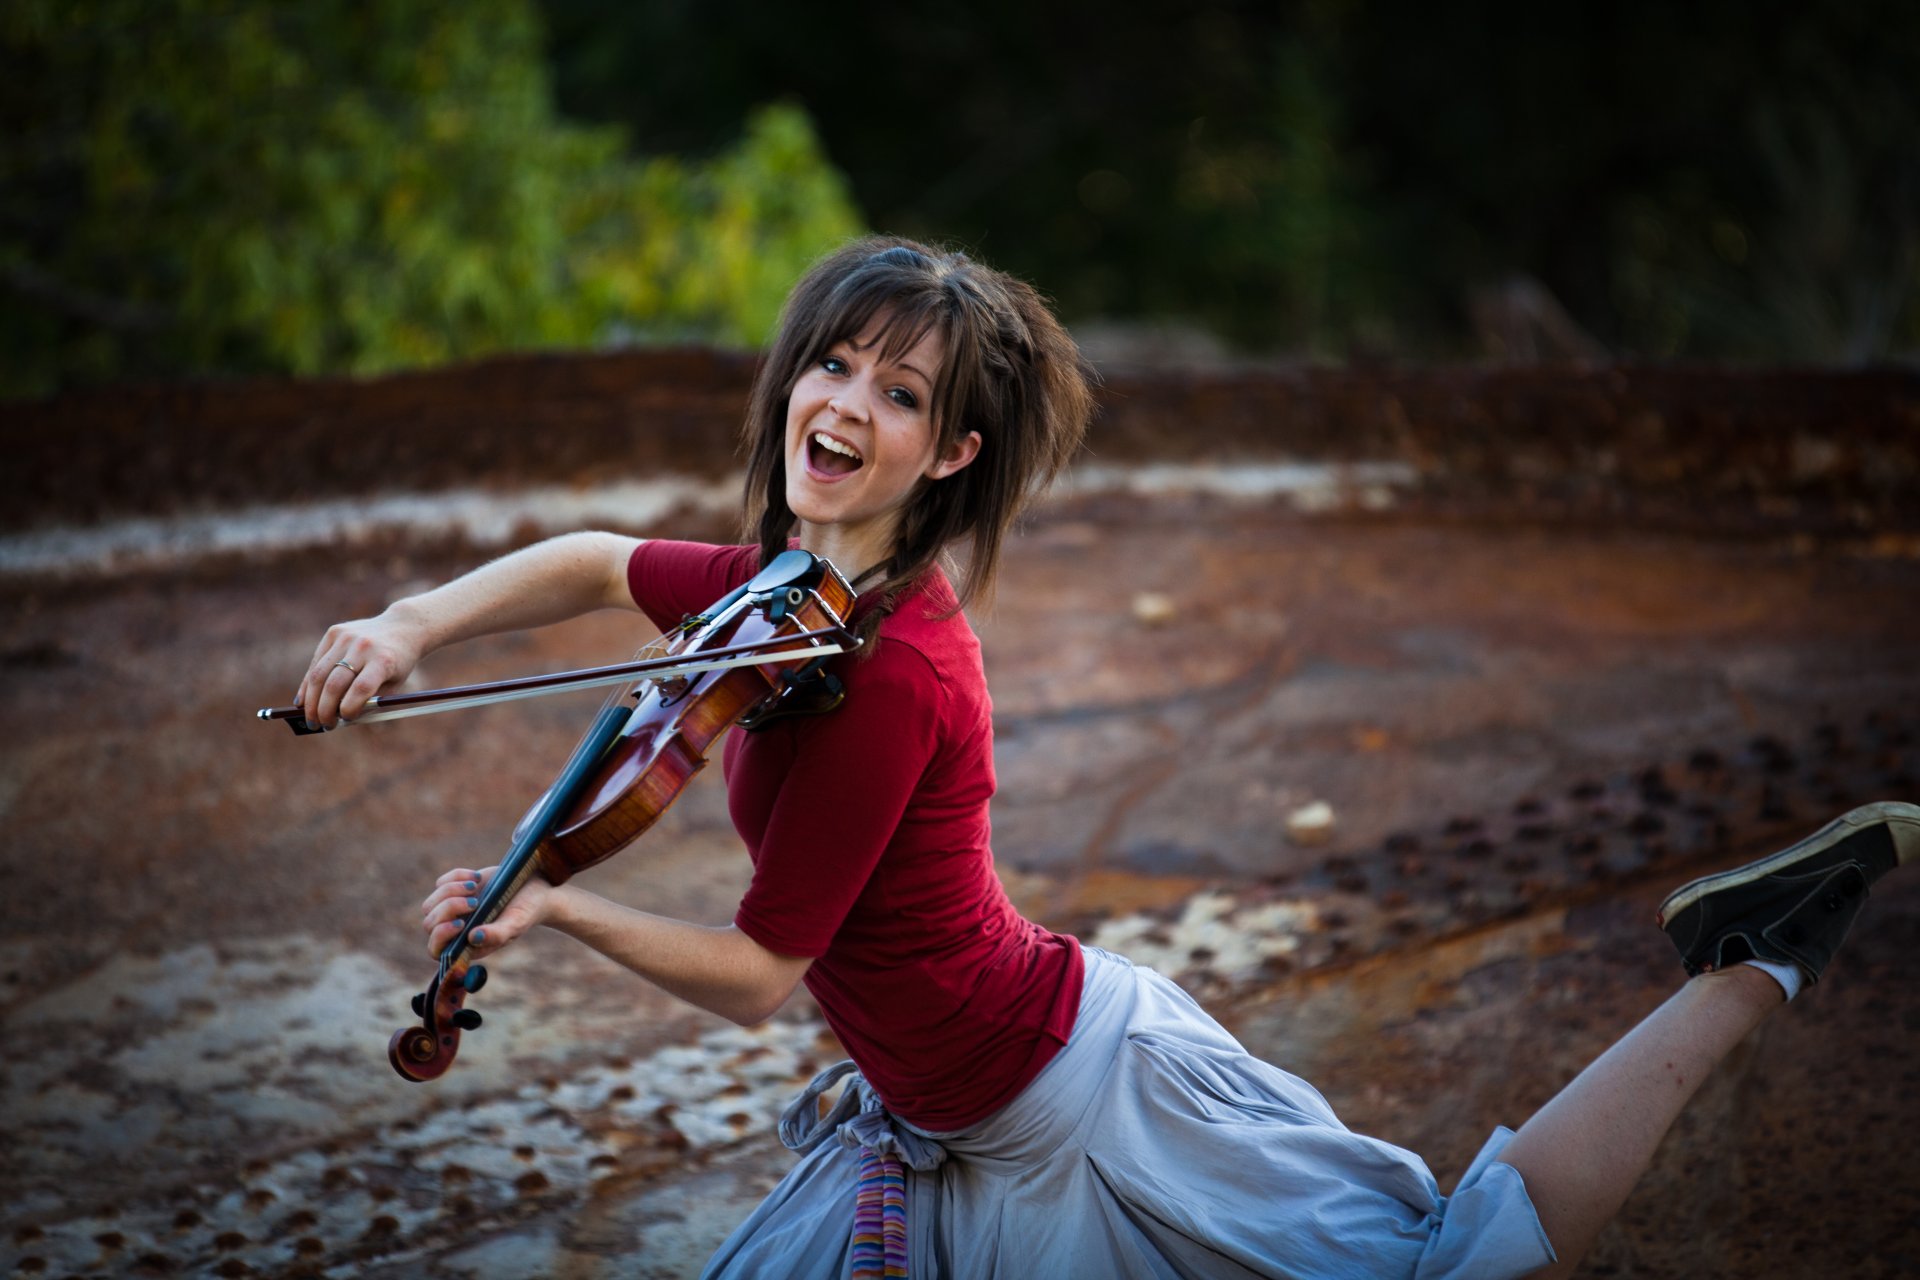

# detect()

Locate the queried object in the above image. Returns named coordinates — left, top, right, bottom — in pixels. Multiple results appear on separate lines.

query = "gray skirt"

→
left=703, top=946, right=1555, bottom=1279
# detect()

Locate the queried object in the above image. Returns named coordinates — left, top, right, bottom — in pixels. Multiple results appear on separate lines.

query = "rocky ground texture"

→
left=3, top=355, right=1917, bottom=1278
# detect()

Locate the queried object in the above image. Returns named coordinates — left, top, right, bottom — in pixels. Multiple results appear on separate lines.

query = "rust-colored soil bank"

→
left=5, top=352, right=1917, bottom=530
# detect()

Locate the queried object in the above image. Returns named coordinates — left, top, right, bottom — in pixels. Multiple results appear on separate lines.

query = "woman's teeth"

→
left=810, top=431, right=863, bottom=475
left=815, top=432, right=862, bottom=462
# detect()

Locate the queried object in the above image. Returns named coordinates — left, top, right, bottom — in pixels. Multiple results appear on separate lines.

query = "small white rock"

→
left=1131, top=592, right=1178, bottom=626
left=1285, top=800, right=1336, bottom=846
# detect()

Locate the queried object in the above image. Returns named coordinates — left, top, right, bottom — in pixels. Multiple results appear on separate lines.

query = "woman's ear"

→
left=926, top=430, right=982, bottom=481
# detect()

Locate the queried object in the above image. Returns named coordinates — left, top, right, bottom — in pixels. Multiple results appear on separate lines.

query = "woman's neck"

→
left=795, top=519, right=897, bottom=586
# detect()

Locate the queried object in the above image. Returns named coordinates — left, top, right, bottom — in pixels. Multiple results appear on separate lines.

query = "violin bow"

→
left=256, top=624, right=857, bottom=734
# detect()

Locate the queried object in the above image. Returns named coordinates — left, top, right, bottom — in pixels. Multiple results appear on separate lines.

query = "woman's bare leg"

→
left=1498, top=963, right=1784, bottom=1279
left=1499, top=802, right=1917, bottom=1276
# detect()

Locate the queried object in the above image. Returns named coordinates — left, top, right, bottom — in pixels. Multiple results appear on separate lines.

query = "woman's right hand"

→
left=296, top=610, right=426, bottom=729
left=292, top=532, right=644, bottom=729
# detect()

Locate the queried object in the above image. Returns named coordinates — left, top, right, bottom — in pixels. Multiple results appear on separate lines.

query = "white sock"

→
left=1742, top=958, right=1805, bottom=1002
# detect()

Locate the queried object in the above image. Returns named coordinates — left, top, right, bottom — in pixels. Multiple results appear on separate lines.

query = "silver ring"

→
left=333, top=660, right=360, bottom=675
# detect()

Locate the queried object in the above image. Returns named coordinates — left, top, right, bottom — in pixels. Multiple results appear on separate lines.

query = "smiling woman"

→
left=779, top=322, right=979, bottom=583
left=286, top=236, right=1918, bottom=1280
left=736, top=237, right=1091, bottom=650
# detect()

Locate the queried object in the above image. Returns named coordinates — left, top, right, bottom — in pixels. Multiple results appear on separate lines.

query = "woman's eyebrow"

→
left=844, top=332, right=934, bottom=385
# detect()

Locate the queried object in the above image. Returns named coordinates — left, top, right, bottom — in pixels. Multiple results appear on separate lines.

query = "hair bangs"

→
left=817, top=282, right=950, bottom=370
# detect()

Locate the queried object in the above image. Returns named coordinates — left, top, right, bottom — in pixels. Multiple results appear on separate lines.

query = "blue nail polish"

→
left=467, top=897, right=478, bottom=907
left=472, top=928, right=487, bottom=943
left=466, top=881, right=478, bottom=891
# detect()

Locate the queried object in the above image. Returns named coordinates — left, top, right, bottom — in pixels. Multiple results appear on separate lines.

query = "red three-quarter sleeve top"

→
left=626, top=540, right=1084, bottom=1131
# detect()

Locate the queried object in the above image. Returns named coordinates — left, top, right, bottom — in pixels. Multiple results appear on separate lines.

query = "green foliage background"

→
left=5, top=0, right=1917, bottom=395
left=0, top=0, right=861, bottom=396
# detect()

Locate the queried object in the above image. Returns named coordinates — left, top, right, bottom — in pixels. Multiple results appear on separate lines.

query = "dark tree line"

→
left=5, top=1, right=1914, bottom=395
left=544, top=0, right=1920, bottom=362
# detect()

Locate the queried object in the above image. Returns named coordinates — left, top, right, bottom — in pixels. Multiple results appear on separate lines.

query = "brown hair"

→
left=741, top=236, right=1096, bottom=642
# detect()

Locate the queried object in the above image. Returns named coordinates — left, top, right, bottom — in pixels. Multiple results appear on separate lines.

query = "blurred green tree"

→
left=0, top=0, right=862, bottom=395
left=541, top=0, right=1389, bottom=356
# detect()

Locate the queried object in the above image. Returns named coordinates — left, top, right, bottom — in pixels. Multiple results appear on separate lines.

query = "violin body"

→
left=385, top=549, right=856, bottom=1082
left=530, top=557, right=853, bottom=884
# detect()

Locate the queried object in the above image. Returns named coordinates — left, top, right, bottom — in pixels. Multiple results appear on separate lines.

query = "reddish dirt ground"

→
left=3, top=359, right=1919, bottom=1278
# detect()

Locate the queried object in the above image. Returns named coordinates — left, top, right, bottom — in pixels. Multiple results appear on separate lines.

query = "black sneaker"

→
left=1657, top=801, right=1920, bottom=982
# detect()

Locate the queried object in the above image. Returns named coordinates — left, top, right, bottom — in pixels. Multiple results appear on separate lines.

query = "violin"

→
left=257, top=549, right=858, bottom=1081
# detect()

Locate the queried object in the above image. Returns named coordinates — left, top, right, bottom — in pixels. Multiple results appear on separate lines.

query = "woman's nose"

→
left=829, top=388, right=869, bottom=422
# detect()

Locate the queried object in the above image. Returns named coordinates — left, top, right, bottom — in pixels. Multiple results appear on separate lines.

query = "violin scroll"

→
left=389, top=962, right=488, bottom=1082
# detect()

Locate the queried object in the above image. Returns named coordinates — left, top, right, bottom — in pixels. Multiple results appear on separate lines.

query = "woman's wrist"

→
left=377, top=595, right=438, bottom=654
left=539, top=881, right=591, bottom=935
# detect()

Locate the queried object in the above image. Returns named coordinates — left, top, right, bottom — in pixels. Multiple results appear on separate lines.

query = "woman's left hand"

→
left=420, top=865, right=555, bottom=960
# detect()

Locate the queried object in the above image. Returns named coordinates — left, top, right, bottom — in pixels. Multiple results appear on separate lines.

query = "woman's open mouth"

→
left=808, top=431, right=864, bottom=477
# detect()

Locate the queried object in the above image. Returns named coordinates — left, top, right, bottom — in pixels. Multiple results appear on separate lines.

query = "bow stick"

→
left=257, top=624, right=856, bottom=733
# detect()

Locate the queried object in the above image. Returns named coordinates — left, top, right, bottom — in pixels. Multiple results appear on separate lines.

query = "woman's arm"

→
left=299, top=531, right=641, bottom=727
left=422, top=867, right=812, bottom=1027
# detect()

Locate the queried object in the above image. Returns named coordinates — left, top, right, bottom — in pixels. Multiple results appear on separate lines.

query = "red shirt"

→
left=626, top=540, right=1083, bottom=1130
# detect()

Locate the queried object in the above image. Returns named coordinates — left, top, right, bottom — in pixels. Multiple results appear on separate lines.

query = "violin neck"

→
left=440, top=697, right=634, bottom=969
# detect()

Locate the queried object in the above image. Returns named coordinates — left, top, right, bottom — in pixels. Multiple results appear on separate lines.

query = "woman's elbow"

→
left=726, top=999, right=781, bottom=1028
left=724, top=947, right=810, bottom=1026
left=725, top=984, right=795, bottom=1027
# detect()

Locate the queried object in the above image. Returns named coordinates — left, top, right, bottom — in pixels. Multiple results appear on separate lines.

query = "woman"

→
left=296, top=237, right=1917, bottom=1279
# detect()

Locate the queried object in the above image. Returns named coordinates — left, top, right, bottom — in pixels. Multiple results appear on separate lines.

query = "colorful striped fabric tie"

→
left=850, top=1143, right=908, bottom=1278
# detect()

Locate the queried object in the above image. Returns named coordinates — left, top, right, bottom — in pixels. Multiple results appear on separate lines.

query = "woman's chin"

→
left=785, top=488, right=843, bottom=534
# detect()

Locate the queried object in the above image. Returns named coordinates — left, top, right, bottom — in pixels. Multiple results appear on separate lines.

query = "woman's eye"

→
left=889, top=388, right=919, bottom=409
left=821, top=355, right=848, bottom=375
